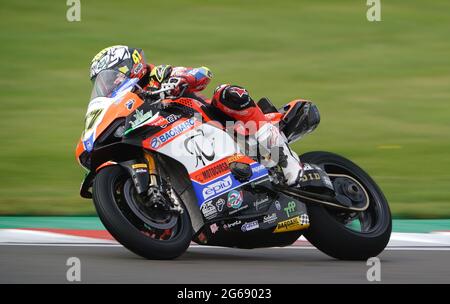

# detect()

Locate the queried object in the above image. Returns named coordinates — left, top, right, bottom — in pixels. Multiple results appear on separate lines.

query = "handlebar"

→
left=137, top=86, right=172, bottom=106
left=136, top=77, right=185, bottom=104
left=145, top=86, right=174, bottom=96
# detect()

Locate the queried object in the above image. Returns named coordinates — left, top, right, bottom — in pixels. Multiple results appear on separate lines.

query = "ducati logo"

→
left=184, top=129, right=215, bottom=167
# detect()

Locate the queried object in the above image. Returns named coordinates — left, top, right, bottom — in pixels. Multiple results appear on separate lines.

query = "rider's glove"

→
left=150, top=64, right=173, bottom=83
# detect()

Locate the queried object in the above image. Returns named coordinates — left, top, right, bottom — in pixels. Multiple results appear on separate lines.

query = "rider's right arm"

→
left=170, top=66, right=213, bottom=93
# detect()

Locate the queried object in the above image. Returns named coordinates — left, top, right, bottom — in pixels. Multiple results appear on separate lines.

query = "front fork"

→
left=80, top=152, right=183, bottom=213
left=144, top=152, right=158, bottom=188
left=141, top=152, right=183, bottom=214
left=118, top=152, right=165, bottom=195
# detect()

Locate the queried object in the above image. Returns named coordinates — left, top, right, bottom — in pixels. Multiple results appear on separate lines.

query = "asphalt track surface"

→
left=1, top=244, right=449, bottom=284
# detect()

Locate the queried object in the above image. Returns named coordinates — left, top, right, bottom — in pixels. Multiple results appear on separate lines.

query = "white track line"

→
left=0, top=243, right=449, bottom=251
left=0, top=243, right=123, bottom=247
left=1, top=230, right=450, bottom=251
left=0, top=229, right=116, bottom=244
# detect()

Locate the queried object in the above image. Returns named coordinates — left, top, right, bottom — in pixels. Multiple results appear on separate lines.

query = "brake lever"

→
left=137, top=87, right=171, bottom=104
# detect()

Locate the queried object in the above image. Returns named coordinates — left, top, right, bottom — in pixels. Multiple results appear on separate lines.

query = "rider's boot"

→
left=255, top=123, right=303, bottom=186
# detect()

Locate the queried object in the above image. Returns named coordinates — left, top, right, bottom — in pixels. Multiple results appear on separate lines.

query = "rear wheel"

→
left=301, top=151, right=392, bottom=260
left=93, top=166, right=192, bottom=259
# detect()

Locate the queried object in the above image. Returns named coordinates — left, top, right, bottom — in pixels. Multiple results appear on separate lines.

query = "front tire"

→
left=301, top=151, right=392, bottom=260
left=93, top=166, right=193, bottom=260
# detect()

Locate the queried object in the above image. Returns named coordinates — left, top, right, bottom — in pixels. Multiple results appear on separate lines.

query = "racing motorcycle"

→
left=76, top=69, right=392, bottom=260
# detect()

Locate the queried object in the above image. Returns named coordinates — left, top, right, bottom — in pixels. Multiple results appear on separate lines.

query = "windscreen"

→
left=90, top=69, right=128, bottom=100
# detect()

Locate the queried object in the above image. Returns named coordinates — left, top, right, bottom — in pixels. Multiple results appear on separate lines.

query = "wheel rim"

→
left=111, top=172, right=182, bottom=241
left=317, top=162, right=387, bottom=234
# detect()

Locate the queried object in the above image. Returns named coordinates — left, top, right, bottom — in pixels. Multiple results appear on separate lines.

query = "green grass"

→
left=0, top=0, right=449, bottom=217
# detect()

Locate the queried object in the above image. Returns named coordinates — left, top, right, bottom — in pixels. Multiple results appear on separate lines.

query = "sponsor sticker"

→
left=299, top=214, right=310, bottom=226
left=150, top=137, right=160, bottom=149
left=241, top=220, right=259, bottom=232
left=200, top=201, right=217, bottom=220
left=191, top=155, right=246, bottom=184
left=150, top=118, right=196, bottom=149
left=131, top=163, right=147, bottom=169
left=284, top=201, right=297, bottom=217
left=215, top=198, right=225, bottom=212
left=273, top=216, right=309, bottom=233
left=223, top=220, right=241, bottom=230
left=210, top=223, right=219, bottom=234
left=130, top=109, right=154, bottom=128
left=227, top=190, right=243, bottom=209
left=202, top=176, right=233, bottom=200
left=253, top=195, right=270, bottom=209
left=132, top=62, right=143, bottom=75
left=303, top=163, right=314, bottom=171
left=147, top=116, right=169, bottom=128
left=263, top=213, right=277, bottom=224
left=184, top=129, right=216, bottom=168
left=251, top=164, right=266, bottom=174
left=163, top=114, right=180, bottom=126
left=193, top=162, right=229, bottom=184
left=275, top=201, right=281, bottom=211
left=125, top=99, right=135, bottom=110
left=228, top=204, right=248, bottom=215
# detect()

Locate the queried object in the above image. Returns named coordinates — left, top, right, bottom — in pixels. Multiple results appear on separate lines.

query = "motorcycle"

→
left=76, top=69, right=392, bottom=260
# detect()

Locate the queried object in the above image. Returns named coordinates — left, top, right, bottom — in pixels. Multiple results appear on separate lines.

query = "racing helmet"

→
left=89, top=45, right=148, bottom=82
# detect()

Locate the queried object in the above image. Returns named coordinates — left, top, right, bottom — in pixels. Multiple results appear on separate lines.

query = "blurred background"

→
left=0, top=0, right=449, bottom=218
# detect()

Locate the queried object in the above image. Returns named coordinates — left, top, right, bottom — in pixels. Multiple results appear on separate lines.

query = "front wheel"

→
left=301, top=151, right=392, bottom=260
left=93, top=166, right=193, bottom=259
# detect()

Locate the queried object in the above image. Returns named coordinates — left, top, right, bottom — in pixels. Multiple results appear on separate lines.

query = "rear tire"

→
left=301, top=151, right=392, bottom=260
left=93, top=166, right=192, bottom=260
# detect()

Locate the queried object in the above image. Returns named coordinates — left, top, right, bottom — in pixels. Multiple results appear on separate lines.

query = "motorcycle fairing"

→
left=135, top=108, right=271, bottom=207
left=195, top=187, right=310, bottom=248
left=81, top=79, right=141, bottom=152
left=192, top=160, right=269, bottom=206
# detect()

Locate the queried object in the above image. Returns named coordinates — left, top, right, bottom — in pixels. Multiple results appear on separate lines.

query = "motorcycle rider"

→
left=89, top=45, right=304, bottom=186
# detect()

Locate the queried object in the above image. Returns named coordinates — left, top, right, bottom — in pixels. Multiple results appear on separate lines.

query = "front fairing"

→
left=82, top=77, right=140, bottom=151
left=75, top=73, right=143, bottom=169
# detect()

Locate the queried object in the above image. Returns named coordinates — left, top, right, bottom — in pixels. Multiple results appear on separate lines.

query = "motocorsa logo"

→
left=202, top=176, right=232, bottom=200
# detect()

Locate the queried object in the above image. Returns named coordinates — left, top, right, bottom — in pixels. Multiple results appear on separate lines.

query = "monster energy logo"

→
left=130, top=109, right=154, bottom=128
left=284, top=201, right=297, bottom=217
